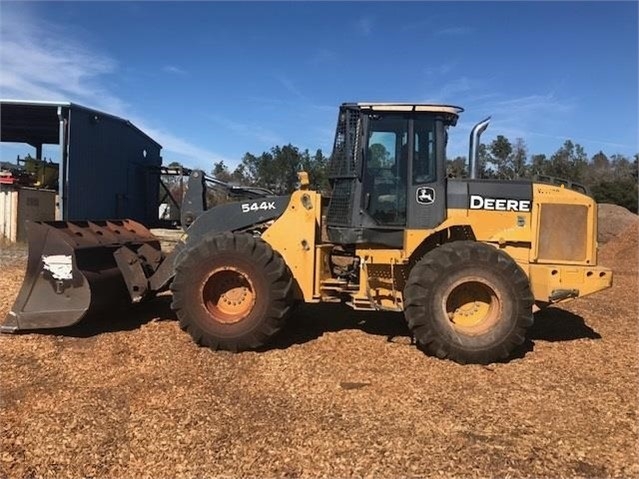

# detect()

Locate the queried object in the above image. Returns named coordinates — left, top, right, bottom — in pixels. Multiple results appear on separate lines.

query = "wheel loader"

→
left=2, top=103, right=613, bottom=364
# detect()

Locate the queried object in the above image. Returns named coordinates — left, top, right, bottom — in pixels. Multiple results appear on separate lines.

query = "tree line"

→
left=166, top=137, right=637, bottom=213
left=212, top=145, right=330, bottom=195
left=447, top=136, right=637, bottom=212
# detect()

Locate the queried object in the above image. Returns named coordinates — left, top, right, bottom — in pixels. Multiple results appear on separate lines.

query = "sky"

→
left=0, top=1, right=637, bottom=172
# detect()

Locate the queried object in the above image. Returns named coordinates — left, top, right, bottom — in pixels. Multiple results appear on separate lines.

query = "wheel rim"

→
left=443, top=278, right=502, bottom=335
left=202, top=267, right=256, bottom=324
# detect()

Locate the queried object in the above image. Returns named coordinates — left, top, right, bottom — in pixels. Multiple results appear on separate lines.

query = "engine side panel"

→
left=447, top=179, right=533, bottom=212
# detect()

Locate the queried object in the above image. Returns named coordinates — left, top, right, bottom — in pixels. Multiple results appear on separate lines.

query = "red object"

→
left=0, top=174, right=15, bottom=185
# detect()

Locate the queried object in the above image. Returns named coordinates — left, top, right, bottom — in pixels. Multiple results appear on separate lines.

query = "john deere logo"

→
left=416, top=187, right=435, bottom=205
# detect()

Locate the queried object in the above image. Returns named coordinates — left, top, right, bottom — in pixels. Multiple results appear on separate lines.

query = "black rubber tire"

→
left=170, top=232, right=293, bottom=351
left=404, top=241, right=534, bottom=364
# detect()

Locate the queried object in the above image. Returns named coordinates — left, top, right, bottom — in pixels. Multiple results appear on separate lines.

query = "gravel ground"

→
left=0, top=240, right=27, bottom=268
left=0, top=214, right=637, bottom=478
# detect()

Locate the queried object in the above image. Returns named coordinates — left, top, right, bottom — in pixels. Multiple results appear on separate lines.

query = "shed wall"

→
left=66, top=107, right=161, bottom=223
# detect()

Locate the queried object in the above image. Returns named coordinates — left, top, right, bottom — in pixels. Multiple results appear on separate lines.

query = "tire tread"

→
left=404, top=241, right=534, bottom=364
left=170, top=232, right=293, bottom=351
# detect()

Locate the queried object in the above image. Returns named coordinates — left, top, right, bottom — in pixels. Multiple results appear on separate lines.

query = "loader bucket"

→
left=1, top=219, right=162, bottom=332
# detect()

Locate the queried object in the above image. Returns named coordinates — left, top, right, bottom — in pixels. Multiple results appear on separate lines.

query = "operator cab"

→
left=326, top=102, right=463, bottom=247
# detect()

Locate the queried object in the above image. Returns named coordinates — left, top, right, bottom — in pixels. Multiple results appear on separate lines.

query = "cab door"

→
left=361, top=114, right=408, bottom=227
left=406, top=117, right=447, bottom=229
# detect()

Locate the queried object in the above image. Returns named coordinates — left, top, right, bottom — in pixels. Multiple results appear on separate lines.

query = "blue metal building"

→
left=0, top=100, right=162, bottom=225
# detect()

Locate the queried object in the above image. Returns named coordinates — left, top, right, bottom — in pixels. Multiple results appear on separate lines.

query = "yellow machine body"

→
left=261, top=177, right=612, bottom=311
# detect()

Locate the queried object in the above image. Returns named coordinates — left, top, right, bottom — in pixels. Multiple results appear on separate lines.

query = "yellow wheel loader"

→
left=2, top=103, right=613, bottom=364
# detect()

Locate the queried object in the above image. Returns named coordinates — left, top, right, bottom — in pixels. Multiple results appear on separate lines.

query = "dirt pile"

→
left=598, top=203, right=638, bottom=245
left=600, top=223, right=638, bottom=265
left=598, top=204, right=638, bottom=270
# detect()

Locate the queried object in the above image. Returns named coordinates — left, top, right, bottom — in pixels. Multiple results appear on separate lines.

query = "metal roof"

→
left=1, top=102, right=61, bottom=145
left=0, top=99, right=72, bottom=107
left=348, top=102, right=464, bottom=115
left=0, top=99, right=161, bottom=148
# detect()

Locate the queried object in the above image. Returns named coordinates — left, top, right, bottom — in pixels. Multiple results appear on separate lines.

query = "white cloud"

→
left=133, top=120, right=232, bottom=164
left=309, top=48, right=337, bottom=68
left=423, top=61, right=457, bottom=78
left=162, top=65, right=188, bottom=76
left=491, top=93, right=573, bottom=115
left=0, top=5, right=226, bottom=168
left=276, top=75, right=307, bottom=102
left=442, top=90, right=577, bottom=158
left=208, top=115, right=283, bottom=147
left=482, top=93, right=575, bottom=140
left=356, top=16, right=374, bottom=36
left=522, top=130, right=633, bottom=150
left=435, top=26, right=473, bottom=36
left=423, top=76, right=475, bottom=103
left=271, top=76, right=334, bottom=113
left=0, top=9, right=125, bottom=114
left=400, top=20, right=435, bottom=32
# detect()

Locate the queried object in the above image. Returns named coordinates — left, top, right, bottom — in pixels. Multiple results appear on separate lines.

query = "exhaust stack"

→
left=468, top=117, right=491, bottom=179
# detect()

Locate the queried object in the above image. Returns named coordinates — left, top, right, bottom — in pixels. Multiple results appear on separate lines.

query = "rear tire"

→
left=170, top=232, right=293, bottom=351
left=404, top=241, right=534, bottom=364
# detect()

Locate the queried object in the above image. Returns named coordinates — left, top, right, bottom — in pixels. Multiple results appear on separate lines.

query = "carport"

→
left=0, top=100, right=162, bottom=224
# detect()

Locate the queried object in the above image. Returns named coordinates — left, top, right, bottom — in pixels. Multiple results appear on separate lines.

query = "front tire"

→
left=170, top=232, right=293, bottom=351
left=404, top=241, right=534, bottom=364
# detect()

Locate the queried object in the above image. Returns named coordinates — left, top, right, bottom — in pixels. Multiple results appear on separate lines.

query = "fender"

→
left=183, top=195, right=291, bottom=245
left=148, top=195, right=292, bottom=292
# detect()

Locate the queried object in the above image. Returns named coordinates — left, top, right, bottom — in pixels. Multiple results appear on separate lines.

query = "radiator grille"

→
left=538, top=204, right=588, bottom=262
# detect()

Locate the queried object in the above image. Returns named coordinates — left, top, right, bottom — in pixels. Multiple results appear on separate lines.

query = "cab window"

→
left=413, top=118, right=436, bottom=184
left=364, top=115, right=408, bottom=226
